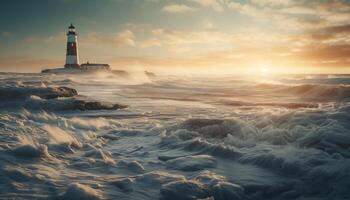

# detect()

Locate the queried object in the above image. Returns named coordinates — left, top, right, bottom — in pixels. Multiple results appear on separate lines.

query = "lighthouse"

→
left=64, top=24, right=80, bottom=68
left=41, top=24, right=111, bottom=73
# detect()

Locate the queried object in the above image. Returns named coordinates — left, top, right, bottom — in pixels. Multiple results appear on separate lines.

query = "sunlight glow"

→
left=260, top=66, right=271, bottom=76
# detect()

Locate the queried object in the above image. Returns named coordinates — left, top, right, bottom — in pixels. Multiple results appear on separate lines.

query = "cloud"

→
left=0, top=56, right=61, bottom=72
left=188, top=0, right=226, bottom=12
left=79, top=30, right=136, bottom=47
left=120, top=21, right=350, bottom=71
left=228, top=2, right=262, bottom=17
left=324, top=24, right=350, bottom=34
left=202, top=20, right=216, bottom=31
left=1, top=32, right=12, bottom=37
left=25, top=32, right=65, bottom=44
left=139, top=38, right=162, bottom=48
left=24, top=28, right=137, bottom=49
left=162, top=4, right=196, bottom=13
left=148, top=28, right=233, bottom=47
left=250, top=0, right=294, bottom=7
left=280, top=6, right=317, bottom=15
left=45, top=32, right=66, bottom=43
left=114, top=30, right=136, bottom=47
left=226, top=0, right=350, bottom=34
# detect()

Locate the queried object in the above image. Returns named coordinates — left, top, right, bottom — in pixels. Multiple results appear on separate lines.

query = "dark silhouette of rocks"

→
left=71, top=100, right=127, bottom=111
left=0, top=86, right=77, bottom=100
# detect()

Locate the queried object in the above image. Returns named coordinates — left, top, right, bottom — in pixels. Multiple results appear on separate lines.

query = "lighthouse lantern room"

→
left=65, top=24, right=80, bottom=68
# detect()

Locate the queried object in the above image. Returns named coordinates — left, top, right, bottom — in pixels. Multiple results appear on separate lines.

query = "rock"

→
left=71, top=100, right=126, bottom=111
left=0, top=86, right=78, bottom=100
left=42, top=87, right=78, bottom=99
left=112, top=103, right=127, bottom=110
left=85, top=102, right=103, bottom=110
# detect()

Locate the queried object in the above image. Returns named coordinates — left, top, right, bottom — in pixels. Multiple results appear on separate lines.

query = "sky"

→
left=0, top=0, right=350, bottom=74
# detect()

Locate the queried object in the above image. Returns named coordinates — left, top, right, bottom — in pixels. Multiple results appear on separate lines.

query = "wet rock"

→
left=85, top=102, right=104, bottom=110
left=40, top=87, right=78, bottom=99
left=0, top=86, right=78, bottom=100
left=71, top=100, right=126, bottom=111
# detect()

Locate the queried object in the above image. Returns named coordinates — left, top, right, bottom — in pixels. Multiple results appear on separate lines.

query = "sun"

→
left=260, top=66, right=271, bottom=76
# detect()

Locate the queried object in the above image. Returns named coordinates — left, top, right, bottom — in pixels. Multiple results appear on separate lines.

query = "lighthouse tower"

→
left=64, top=24, right=80, bottom=68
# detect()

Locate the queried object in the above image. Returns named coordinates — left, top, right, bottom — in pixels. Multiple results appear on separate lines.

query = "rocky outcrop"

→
left=70, top=100, right=127, bottom=111
left=0, top=86, right=77, bottom=100
left=1, top=85, right=127, bottom=111
left=41, top=87, right=78, bottom=99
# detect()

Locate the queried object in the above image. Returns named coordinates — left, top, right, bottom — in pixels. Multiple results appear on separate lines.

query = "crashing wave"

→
left=277, top=84, right=350, bottom=101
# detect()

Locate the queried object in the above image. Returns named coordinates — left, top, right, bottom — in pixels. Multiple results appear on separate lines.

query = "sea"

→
left=0, top=71, right=349, bottom=200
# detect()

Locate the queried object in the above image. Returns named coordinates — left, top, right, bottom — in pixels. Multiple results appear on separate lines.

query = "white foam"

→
left=84, top=149, right=116, bottom=165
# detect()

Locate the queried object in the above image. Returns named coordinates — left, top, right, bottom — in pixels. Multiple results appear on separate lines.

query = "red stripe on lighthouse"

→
left=66, top=42, right=77, bottom=55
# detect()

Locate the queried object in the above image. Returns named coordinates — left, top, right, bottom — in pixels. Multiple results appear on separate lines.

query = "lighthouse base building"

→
left=42, top=24, right=110, bottom=74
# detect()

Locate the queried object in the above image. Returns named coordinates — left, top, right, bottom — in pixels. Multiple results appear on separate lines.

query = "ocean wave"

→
left=164, top=155, right=217, bottom=171
left=59, top=183, right=103, bottom=200
left=1, top=73, right=350, bottom=199
left=158, top=107, right=350, bottom=199
left=12, top=144, right=51, bottom=158
left=160, top=170, right=244, bottom=200
left=221, top=100, right=319, bottom=109
left=277, top=84, right=350, bottom=101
